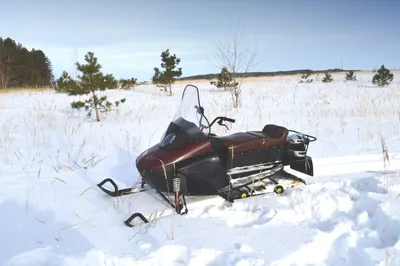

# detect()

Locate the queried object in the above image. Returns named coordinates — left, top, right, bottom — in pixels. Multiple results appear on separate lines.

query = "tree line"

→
left=1, top=31, right=396, bottom=120
left=180, top=68, right=359, bottom=81
left=0, top=37, right=53, bottom=89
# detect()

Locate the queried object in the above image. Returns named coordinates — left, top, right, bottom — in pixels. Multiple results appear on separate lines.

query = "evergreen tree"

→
left=210, top=67, right=238, bottom=91
left=322, top=73, right=334, bottom=83
left=56, top=51, right=126, bottom=122
left=0, top=37, right=53, bottom=88
left=0, top=38, right=17, bottom=89
left=299, top=69, right=313, bottom=83
left=152, top=49, right=182, bottom=96
left=56, top=71, right=75, bottom=93
left=30, top=49, right=54, bottom=87
left=119, top=77, right=137, bottom=90
left=372, top=65, right=394, bottom=87
left=345, top=70, right=356, bottom=81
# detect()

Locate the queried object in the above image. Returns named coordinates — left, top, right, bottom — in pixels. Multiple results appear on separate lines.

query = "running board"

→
left=221, top=164, right=284, bottom=191
left=227, top=161, right=279, bottom=175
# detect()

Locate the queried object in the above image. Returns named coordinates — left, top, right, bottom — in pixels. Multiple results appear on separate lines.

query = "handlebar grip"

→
left=224, top=117, right=235, bottom=123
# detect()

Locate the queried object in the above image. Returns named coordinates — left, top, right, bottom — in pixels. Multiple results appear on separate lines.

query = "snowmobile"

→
left=97, top=84, right=317, bottom=227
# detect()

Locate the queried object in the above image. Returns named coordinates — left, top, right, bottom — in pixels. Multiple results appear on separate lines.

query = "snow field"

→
left=1, top=71, right=400, bottom=265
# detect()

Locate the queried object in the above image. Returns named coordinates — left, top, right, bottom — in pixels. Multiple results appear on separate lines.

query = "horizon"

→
left=1, top=0, right=399, bottom=81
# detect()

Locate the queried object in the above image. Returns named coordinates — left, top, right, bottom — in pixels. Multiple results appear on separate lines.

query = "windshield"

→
left=171, top=84, right=210, bottom=136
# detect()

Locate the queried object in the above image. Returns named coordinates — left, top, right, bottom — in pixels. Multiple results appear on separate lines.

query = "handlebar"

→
left=224, top=117, right=235, bottom=123
left=209, top=116, right=236, bottom=129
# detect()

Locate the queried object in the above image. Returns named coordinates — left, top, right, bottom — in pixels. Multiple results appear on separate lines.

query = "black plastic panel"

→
left=139, top=165, right=174, bottom=193
left=178, top=153, right=230, bottom=195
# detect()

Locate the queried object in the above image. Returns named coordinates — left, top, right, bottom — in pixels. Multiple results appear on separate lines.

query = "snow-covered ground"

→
left=1, top=71, right=400, bottom=265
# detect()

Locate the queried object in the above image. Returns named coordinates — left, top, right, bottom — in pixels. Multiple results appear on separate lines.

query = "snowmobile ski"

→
left=97, top=178, right=146, bottom=197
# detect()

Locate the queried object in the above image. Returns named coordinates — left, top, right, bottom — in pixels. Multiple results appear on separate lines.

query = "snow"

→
left=1, top=71, right=400, bottom=265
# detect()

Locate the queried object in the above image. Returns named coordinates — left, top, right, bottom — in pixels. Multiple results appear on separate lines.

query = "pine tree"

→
left=119, top=77, right=137, bottom=90
left=30, top=49, right=53, bottom=87
left=56, top=71, right=75, bottom=93
left=322, top=72, right=334, bottom=83
left=56, top=51, right=126, bottom=122
left=345, top=70, right=356, bottom=81
left=210, top=67, right=238, bottom=91
left=0, top=37, right=53, bottom=88
left=372, top=65, right=394, bottom=87
left=0, top=38, right=15, bottom=89
left=299, top=69, right=313, bottom=83
left=152, top=49, right=182, bottom=96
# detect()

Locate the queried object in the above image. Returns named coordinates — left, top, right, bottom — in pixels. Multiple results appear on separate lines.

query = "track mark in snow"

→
left=352, top=175, right=388, bottom=194
left=312, top=153, right=400, bottom=177
left=280, top=181, right=354, bottom=225
left=188, top=201, right=277, bottom=228
left=271, top=173, right=400, bottom=265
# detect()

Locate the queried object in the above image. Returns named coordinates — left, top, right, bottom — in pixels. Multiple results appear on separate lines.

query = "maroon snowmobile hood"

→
left=136, top=140, right=213, bottom=170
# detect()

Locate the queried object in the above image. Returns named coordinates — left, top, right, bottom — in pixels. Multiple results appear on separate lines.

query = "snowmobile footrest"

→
left=97, top=178, right=144, bottom=197
left=124, top=213, right=149, bottom=227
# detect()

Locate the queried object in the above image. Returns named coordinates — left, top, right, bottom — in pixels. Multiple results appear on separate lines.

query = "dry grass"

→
left=1, top=73, right=398, bottom=166
left=0, top=86, right=54, bottom=94
left=194, top=72, right=400, bottom=160
left=0, top=70, right=399, bottom=245
left=0, top=68, right=398, bottom=93
left=380, top=136, right=398, bottom=266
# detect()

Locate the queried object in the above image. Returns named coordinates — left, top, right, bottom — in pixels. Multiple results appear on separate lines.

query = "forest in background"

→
left=178, top=68, right=358, bottom=81
left=0, top=37, right=53, bottom=89
left=0, top=36, right=371, bottom=90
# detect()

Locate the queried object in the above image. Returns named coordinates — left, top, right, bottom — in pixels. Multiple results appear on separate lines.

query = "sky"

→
left=1, top=0, right=399, bottom=81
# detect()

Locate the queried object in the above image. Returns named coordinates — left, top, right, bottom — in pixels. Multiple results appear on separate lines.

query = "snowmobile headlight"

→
left=160, top=131, right=166, bottom=142
left=160, top=133, right=176, bottom=148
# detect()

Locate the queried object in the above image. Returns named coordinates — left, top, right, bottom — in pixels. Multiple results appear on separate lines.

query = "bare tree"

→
left=212, top=20, right=260, bottom=108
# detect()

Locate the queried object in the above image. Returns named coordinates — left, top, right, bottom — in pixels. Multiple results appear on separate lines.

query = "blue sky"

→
left=2, top=0, right=399, bottom=81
